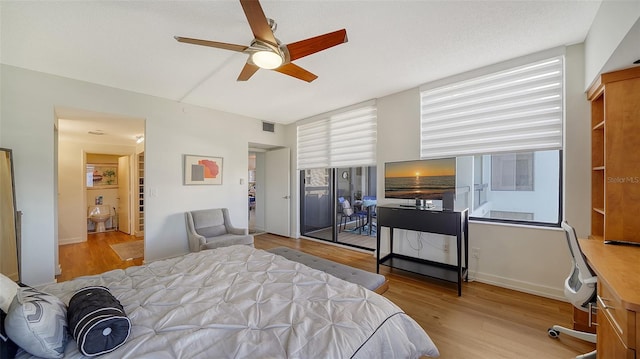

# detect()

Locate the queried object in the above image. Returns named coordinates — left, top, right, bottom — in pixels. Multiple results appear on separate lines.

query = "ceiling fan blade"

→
left=275, top=63, right=318, bottom=83
left=286, top=29, right=348, bottom=61
left=175, top=36, right=248, bottom=52
left=239, top=0, right=277, bottom=45
left=237, top=62, right=260, bottom=81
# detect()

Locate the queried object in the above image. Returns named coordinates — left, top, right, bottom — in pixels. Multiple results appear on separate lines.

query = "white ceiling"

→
left=56, top=107, right=146, bottom=147
left=2, top=0, right=602, bottom=129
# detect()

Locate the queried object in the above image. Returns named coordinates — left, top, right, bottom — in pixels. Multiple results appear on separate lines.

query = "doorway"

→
left=300, top=166, right=377, bottom=250
left=248, top=143, right=290, bottom=237
left=56, top=107, right=145, bottom=277
left=85, top=154, right=128, bottom=234
left=248, top=151, right=261, bottom=234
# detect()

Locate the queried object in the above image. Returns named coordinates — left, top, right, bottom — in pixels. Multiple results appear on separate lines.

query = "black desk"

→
left=376, top=205, right=469, bottom=296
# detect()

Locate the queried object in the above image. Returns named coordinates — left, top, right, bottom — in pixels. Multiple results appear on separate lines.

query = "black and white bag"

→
left=67, top=286, right=131, bottom=357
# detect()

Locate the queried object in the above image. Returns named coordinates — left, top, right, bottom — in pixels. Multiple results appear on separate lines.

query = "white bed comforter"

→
left=17, top=245, right=439, bottom=358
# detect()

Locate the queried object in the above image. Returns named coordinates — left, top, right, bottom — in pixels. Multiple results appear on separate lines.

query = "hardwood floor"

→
left=57, top=231, right=143, bottom=282
left=57, top=231, right=594, bottom=358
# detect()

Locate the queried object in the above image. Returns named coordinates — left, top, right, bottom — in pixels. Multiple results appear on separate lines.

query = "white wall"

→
left=284, top=124, right=299, bottom=238
left=584, top=1, right=640, bottom=89
left=253, top=152, right=266, bottom=232
left=361, top=44, right=590, bottom=300
left=1, top=65, right=287, bottom=286
left=564, top=44, right=591, bottom=237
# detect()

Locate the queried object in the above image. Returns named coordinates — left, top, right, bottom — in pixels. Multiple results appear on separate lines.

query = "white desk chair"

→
left=548, top=221, right=596, bottom=359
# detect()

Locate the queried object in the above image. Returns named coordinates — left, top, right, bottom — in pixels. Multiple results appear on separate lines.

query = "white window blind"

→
left=297, top=105, right=377, bottom=170
left=297, top=119, right=330, bottom=169
left=420, top=56, right=564, bottom=159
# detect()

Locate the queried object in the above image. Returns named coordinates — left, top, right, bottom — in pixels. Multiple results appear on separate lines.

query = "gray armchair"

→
left=185, top=208, right=254, bottom=252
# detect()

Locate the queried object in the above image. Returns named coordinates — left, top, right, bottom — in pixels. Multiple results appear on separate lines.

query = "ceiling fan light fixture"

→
left=251, top=50, right=283, bottom=69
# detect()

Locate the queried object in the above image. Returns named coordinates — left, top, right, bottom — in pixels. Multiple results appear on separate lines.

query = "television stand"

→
left=376, top=205, right=469, bottom=296
left=398, top=204, right=437, bottom=210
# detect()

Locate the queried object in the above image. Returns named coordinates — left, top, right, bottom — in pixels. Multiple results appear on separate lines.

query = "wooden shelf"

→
left=379, top=254, right=465, bottom=284
left=589, top=67, right=640, bottom=244
left=136, top=152, right=144, bottom=235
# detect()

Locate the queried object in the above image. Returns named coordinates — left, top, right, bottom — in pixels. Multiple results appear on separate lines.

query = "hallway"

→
left=57, top=231, right=143, bottom=282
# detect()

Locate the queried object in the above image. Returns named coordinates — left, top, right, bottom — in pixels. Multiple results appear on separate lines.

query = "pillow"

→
left=68, top=286, right=130, bottom=357
left=1, top=309, right=19, bottom=359
left=5, top=287, right=68, bottom=358
left=0, top=273, right=19, bottom=313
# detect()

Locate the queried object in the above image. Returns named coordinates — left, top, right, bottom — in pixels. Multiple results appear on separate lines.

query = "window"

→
left=420, top=50, right=564, bottom=226
left=491, top=152, right=534, bottom=191
left=304, top=168, right=330, bottom=194
left=461, top=150, right=560, bottom=225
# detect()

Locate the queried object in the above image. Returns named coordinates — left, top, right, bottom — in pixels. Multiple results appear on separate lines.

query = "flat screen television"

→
left=384, top=158, right=456, bottom=200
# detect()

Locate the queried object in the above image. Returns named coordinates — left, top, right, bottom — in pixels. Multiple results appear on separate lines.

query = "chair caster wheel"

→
left=548, top=328, right=560, bottom=338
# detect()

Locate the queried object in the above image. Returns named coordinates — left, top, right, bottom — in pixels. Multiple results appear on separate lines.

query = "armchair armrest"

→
left=188, top=232, right=206, bottom=251
left=228, top=226, right=248, bottom=236
left=222, top=208, right=248, bottom=235
left=185, top=212, right=206, bottom=252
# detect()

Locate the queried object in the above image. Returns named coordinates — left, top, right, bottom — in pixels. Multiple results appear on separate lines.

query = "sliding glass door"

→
left=300, top=168, right=335, bottom=241
left=300, top=166, right=377, bottom=250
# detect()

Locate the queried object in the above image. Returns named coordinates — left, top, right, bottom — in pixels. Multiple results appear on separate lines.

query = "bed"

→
left=13, top=245, right=439, bottom=358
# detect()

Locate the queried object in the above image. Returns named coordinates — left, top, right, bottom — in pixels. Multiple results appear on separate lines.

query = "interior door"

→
left=117, top=156, right=131, bottom=234
left=265, top=148, right=290, bottom=237
left=0, top=149, right=20, bottom=281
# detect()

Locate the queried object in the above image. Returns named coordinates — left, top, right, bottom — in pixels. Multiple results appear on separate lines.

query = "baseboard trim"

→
left=473, top=272, right=566, bottom=302
left=59, top=236, right=86, bottom=245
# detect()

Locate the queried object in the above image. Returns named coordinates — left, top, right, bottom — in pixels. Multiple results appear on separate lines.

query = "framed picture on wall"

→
left=184, top=155, right=223, bottom=185
left=87, top=164, right=118, bottom=188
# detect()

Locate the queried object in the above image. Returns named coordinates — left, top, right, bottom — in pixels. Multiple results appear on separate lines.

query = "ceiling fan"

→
left=174, top=0, right=348, bottom=83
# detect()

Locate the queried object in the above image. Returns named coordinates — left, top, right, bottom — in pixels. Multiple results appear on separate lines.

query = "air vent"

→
left=262, top=121, right=275, bottom=133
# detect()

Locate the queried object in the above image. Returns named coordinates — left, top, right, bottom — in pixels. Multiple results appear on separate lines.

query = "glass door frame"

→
left=299, top=166, right=377, bottom=251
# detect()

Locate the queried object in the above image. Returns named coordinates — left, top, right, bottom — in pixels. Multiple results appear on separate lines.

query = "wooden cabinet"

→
left=598, top=305, right=635, bottom=359
left=597, top=280, right=636, bottom=358
left=579, top=239, right=639, bottom=359
left=588, top=66, right=640, bottom=244
left=573, top=306, right=597, bottom=334
left=585, top=66, right=640, bottom=357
